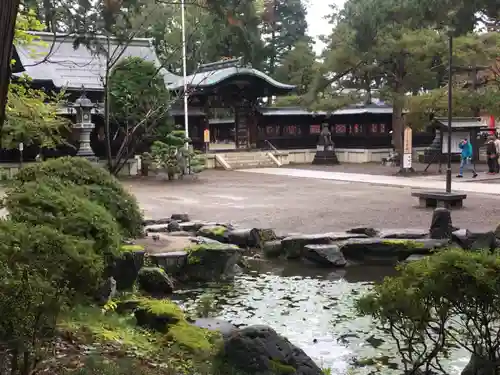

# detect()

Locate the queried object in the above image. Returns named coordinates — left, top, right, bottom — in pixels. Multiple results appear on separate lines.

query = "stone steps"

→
left=216, top=152, right=278, bottom=170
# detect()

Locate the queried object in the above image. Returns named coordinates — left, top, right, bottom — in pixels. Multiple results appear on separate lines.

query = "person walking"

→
left=457, top=137, right=478, bottom=178
left=494, top=134, right=500, bottom=173
left=485, top=136, right=497, bottom=174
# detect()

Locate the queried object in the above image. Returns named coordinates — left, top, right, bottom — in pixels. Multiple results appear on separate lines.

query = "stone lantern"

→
left=73, top=91, right=96, bottom=158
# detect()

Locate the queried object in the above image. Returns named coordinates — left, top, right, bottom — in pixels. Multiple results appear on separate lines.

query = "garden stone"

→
left=221, top=325, right=323, bottom=375
left=148, top=251, right=187, bottom=274
left=179, top=221, right=208, bottom=232
left=111, top=249, right=145, bottom=290
left=137, top=267, right=174, bottom=295
left=495, top=224, right=500, bottom=238
left=379, top=228, right=429, bottom=239
left=227, top=228, right=259, bottom=248
left=430, top=207, right=453, bottom=239
left=303, top=244, right=347, bottom=267
left=338, top=238, right=449, bottom=265
left=191, top=236, right=224, bottom=245
left=143, top=218, right=170, bottom=226
left=197, top=225, right=229, bottom=242
left=144, top=224, right=170, bottom=233
left=453, top=229, right=497, bottom=251
left=193, top=318, right=237, bottom=338
left=262, top=240, right=284, bottom=258
left=167, top=220, right=182, bottom=232
left=96, top=276, right=117, bottom=304
left=171, top=213, right=190, bottom=222
left=179, top=243, right=243, bottom=282
left=347, top=227, right=380, bottom=237
left=281, top=233, right=366, bottom=259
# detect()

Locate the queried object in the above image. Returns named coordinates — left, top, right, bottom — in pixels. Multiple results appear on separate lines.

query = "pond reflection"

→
left=174, top=259, right=469, bottom=375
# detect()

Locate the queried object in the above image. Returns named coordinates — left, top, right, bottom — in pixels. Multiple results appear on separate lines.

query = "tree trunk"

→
left=0, top=0, right=20, bottom=131
left=42, top=0, right=52, bottom=31
left=266, top=0, right=277, bottom=104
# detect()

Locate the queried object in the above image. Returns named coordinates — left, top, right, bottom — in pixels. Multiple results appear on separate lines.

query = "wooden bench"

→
left=411, top=191, right=467, bottom=209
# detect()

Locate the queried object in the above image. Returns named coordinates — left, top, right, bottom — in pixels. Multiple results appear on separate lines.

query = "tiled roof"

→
left=13, top=32, right=180, bottom=91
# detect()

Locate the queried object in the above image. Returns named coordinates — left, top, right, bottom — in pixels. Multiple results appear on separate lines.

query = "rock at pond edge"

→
left=262, top=240, right=284, bottom=258
left=137, top=267, right=174, bottom=296
left=221, top=325, right=323, bottom=375
left=303, top=244, right=347, bottom=267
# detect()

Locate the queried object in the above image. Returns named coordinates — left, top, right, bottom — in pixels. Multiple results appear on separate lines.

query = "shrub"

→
left=0, top=219, right=103, bottom=296
left=357, top=248, right=500, bottom=374
left=4, top=181, right=122, bottom=257
left=12, top=157, right=143, bottom=238
left=0, top=263, right=68, bottom=375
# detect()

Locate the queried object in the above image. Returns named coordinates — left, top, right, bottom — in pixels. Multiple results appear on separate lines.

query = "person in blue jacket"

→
left=457, top=138, right=478, bottom=178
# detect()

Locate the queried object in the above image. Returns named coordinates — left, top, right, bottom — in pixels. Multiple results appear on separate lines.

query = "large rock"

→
left=193, top=318, right=237, bottom=338
left=167, top=220, right=182, bottom=232
left=262, top=240, right=284, bottom=258
left=171, top=213, right=190, bottom=222
left=197, top=225, right=230, bottom=243
left=379, top=228, right=429, bottom=239
left=430, top=208, right=453, bottom=239
left=221, top=325, right=323, bottom=375
left=96, top=276, right=117, bottom=304
left=137, top=267, right=174, bottom=295
left=135, top=299, right=184, bottom=332
left=461, top=352, right=496, bottom=375
left=338, top=238, right=450, bottom=265
left=303, top=244, right=347, bottom=267
left=111, top=246, right=145, bottom=290
left=452, top=229, right=497, bottom=251
left=281, top=233, right=367, bottom=259
left=180, top=243, right=243, bottom=282
left=143, top=218, right=170, bottom=226
left=347, top=227, right=380, bottom=237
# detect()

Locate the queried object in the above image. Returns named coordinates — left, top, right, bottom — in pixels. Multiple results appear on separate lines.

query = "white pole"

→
left=181, top=0, right=189, bottom=145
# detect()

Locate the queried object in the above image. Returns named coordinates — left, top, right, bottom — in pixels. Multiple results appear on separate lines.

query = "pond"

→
left=175, top=258, right=469, bottom=375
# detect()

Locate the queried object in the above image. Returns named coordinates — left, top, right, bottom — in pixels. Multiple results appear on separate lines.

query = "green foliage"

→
left=6, top=11, right=70, bottom=149
left=147, top=130, right=205, bottom=180
left=109, top=57, right=170, bottom=129
left=0, top=219, right=103, bottom=296
left=357, top=248, right=500, bottom=373
left=12, top=157, right=143, bottom=238
left=4, top=180, right=122, bottom=258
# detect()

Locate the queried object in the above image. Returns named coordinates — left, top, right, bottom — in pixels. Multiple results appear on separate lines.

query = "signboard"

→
left=403, top=126, right=412, bottom=169
left=203, top=129, right=210, bottom=143
left=441, top=131, right=469, bottom=153
left=235, top=101, right=251, bottom=149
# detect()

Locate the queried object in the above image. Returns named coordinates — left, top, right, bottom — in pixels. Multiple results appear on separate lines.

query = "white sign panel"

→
left=403, top=153, right=412, bottom=169
left=441, top=131, right=469, bottom=153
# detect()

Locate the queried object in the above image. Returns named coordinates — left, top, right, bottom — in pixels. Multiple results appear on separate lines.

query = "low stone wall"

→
left=205, top=147, right=428, bottom=169
left=0, top=158, right=140, bottom=179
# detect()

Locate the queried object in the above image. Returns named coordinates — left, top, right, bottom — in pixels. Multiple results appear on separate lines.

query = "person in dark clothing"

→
left=486, top=136, right=498, bottom=174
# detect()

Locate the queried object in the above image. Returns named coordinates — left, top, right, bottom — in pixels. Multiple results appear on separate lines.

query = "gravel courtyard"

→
left=125, top=170, right=500, bottom=235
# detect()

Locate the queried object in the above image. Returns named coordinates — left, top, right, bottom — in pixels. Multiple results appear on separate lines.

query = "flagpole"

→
left=181, top=0, right=189, bottom=144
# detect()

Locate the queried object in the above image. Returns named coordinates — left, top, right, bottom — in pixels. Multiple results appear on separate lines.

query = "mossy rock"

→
left=166, top=321, right=213, bottom=353
left=197, top=225, right=229, bottom=242
left=380, top=239, right=425, bottom=249
left=495, top=224, right=500, bottom=238
left=181, top=243, right=242, bottom=282
left=134, top=298, right=185, bottom=332
left=136, top=267, right=174, bottom=296
left=111, top=245, right=146, bottom=290
left=269, top=359, right=296, bottom=374
left=120, top=244, right=145, bottom=252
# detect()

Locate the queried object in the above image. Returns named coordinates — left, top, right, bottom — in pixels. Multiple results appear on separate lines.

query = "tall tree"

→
left=0, top=0, right=20, bottom=131
left=260, top=0, right=309, bottom=77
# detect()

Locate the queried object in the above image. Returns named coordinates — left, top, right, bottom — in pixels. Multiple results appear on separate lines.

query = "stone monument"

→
left=312, top=124, right=339, bottom=165
left=72, top=90, right=96, bottom=159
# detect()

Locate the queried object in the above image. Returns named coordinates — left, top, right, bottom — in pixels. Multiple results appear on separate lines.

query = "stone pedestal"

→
left=312, top=145, right=339, bottom=165
left=73, top=123, right=96, bottom=159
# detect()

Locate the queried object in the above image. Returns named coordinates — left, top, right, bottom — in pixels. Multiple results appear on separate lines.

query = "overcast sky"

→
left=307, top=0, right=345, bottom=54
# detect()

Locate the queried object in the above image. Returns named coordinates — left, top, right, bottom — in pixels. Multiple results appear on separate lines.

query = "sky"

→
left=307, top=0, right=345, bottom=54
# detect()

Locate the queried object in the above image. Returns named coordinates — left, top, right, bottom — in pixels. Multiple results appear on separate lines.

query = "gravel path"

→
left=125, top=170, right=500, bottom=235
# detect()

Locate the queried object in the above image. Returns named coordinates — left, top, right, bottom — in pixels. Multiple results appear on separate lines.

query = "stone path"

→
left=239, top=168, right=500, bottom=195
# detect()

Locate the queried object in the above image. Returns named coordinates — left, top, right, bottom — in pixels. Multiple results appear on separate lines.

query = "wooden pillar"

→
left=0, top=0, right=20, bottom=130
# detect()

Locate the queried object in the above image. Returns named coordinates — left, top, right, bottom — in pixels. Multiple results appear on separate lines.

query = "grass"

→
left=59, top=305, right=161, bottom=356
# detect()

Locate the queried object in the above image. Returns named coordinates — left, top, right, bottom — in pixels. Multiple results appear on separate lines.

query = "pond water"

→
left=175, top=259, right=469, bottom=374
